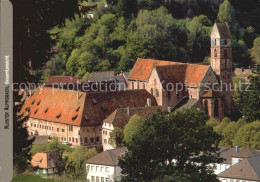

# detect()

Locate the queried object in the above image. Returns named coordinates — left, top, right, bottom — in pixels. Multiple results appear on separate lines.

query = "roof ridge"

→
left=106, top=150, right=117, bottom=166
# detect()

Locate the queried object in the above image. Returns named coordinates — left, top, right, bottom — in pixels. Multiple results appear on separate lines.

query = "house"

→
left=88, top=71, right=128, bottom=91
left=31, top=151, right=59, bottom=177
left=128, top=23, right=234, bottom=120
left=213, top=147, right=235, bottom=174
left=217, top=147, right=260, bottom=182
left=102, top=105, right=167, bottom=150
left=86, top=147, right=127, bottom=182
left=234, top=68, right=253, bottom=82
left=22, top=87, right=157, bottom=147
left=44, top=76, right=79, bottom=87
left=218, top=155, right=260, bottom=182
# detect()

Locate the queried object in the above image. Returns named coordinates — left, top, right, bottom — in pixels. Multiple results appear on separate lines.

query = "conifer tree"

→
left=13, top=90, right=35, bottom=173
left=242, top=64, right=260, bottom=121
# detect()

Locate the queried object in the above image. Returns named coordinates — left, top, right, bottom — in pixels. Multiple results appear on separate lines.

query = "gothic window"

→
left=156, top=89, right=159, bottom=97
left=167, top=91, right=171, bottom=100
left=224, top=50, right=227, bottom=59
left=214, top=99, right=219, bottom=117
left=150, top=88, right=153, bottom=95
left=204, top=100, right=208, bottom=115
left=214, top=49, right=217, bottom=58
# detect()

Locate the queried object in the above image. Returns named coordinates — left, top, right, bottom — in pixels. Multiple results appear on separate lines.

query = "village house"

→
left=128, top=23, right=234, bottom=120
left=86, top=147, right=127, bottom=182
left=31, top=151, right=59, bottom=177
left=102, top=105, right=167, bottom=150
left=234, top=67, right=253, bottom=82
left=218, top=148, right=260, bottom=182
left=22, top=87, right=157, bottom=147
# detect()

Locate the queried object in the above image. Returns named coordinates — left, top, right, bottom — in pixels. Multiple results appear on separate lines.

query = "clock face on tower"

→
left=220, top=40, right=227, bottom=45
left=211, top=40, right=216, bottom=45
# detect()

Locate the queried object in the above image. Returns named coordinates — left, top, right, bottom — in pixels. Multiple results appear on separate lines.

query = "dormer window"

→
left=72, top=114, right=78, bottom=120
left=31, top=99, right=35, bottom=105
left=37, top=100, right=41, bottom=105
left=34, top=108, right=38, bottom=114
left=56, top=112, right=62, bottom=118
left=44, top=108, right=48, bottom=113
left=214, top=49, right=217, bottom=58
left=76, top=106, right=80, bottom=112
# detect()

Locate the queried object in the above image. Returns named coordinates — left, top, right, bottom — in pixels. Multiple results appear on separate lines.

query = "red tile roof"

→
left=128, top=58, right=183, bottom=81
left=22, top=88, right=157, bottom=126
left=128, top=58, right=209, bottom=87
left=156, top=64, right=210, bottom=87
left=31, top=151, right=59, bottom=169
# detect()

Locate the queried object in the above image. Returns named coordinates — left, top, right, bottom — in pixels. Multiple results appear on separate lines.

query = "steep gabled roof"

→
left=218, top=156, right=260, bottom=181
left=31, top=151, right=59, bottom=169
left=211, top=23, right=231, bottom=39
left=156, top=64, right=210, bottom=87
left=45, top=76, right=79, bottom=86
left=103, top=106, right=166, bottom=128
left=22, top=88, right=157, bottom=126
left=128, top=58, right=183, bottom=81
left=90, top=71, right=115, bottom=79
left=232, top=148, right=260, bottom=158
left=86, top=147, right=128, bottom=166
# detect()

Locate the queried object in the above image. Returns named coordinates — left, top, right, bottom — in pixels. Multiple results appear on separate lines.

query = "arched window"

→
left=204, top=100, right=208, bottom=115
left=150, top=88, right=153, bottom=95
left=224, top=50, right=227, bottom=59
left=214, top=99, right=219, bottom=117
left=214, top=49, right=217, bottom=58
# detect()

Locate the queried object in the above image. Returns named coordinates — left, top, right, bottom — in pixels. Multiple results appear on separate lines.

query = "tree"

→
left=251, top=37, right=260, bottom=64
left=109, top=127, right=124, bottom=148
left=233, top=121, right=260, bottom=149
left=214, top=117, right=231, bottom=135
left=126, top=7, right=188, bottom=61
left=219, top=121, right=240, bottom=147
left=123, top=114, right=144, bottom=145
left=241, top=64, right=260, bottom=121
left=13, top=91, right=35, bottom=173
left=65, top=147, right=97, bottom=180
left=119, top=108, right=223, bottom=182
left=217, top=0, right=235, bottom=26
left=187, top=15, right=211, bottom=62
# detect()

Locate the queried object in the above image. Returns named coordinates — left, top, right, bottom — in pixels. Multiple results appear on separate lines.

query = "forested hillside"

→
left=38, top=0, right=260, bottom=80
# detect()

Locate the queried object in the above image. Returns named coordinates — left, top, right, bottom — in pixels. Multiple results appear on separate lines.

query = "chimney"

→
left=168, top=107, right=171, bottom=113
left=147, top=98, right=151, bottom=107
left=235, top=146, right=239, bottom=153
left=127, top=106, right=130, bottom=116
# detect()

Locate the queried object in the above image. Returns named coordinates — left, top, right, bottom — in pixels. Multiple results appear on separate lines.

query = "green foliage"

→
left=119, top=108, right=222, bottom=181
left=123, top=114, right=144, bottom=145
left=109, top=127, right=124, bottom=148
left=241, top=65, right=260, bottom=121
left=233, top=120, right=260, bottom=149
left=207, top=118, right=219, bottom=128
left=214, top=117, right=231, bottom=135
left=217, top=0, right=235, bottom=26
left=251, top=37, right=260, bottom=64
left=187, top=15, right=211, bottom=62
left=13, top=91, right=35, bottom=174
left=65, top=147, right=97, bottom=180
left=219, top=121, right=240, bottom=147
left=232, top=76, right=246, bottom=112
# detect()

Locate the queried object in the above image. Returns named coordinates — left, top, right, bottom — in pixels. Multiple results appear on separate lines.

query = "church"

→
left=128, top=23, right=234, bottom=120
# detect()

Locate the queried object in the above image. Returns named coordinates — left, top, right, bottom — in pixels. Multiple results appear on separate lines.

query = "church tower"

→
left=210, top=22, right=233, bottom=115
left=210, top=22, right=232, bottom=84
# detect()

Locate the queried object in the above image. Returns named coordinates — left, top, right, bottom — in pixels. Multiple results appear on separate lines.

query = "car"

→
left=62, top=141, right=71, bottom=146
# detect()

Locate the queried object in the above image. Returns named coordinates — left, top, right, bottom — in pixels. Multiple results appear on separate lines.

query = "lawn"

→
left=12, top=174, right=55, bottom=182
